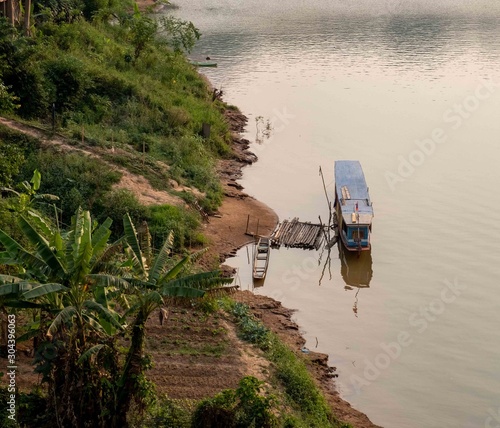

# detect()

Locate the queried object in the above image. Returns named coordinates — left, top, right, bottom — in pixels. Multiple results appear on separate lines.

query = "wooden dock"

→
left=270, top=218, right=324, bottom=250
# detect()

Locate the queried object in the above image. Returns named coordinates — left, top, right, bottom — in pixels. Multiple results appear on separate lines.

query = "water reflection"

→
left=338, top=244, right=373, bottom=288
left=338, top=243, right=373, bottom=317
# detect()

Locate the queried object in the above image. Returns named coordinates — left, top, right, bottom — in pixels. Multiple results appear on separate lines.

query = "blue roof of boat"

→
left=335, top=160, right=374, bottom=221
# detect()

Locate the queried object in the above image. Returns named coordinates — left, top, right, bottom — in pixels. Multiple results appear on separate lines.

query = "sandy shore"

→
left=202, top=109, right=278, bottom=266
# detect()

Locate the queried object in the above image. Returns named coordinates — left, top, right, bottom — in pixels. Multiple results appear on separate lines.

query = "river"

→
left=172, top=1, right=500, bottom=427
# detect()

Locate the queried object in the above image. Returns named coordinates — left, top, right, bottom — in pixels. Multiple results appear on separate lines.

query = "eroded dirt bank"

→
left=200, top=107, right=381, bottom=427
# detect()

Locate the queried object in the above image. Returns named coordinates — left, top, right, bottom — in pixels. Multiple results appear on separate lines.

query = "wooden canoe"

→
left=253, top=236, right=270, bottom=280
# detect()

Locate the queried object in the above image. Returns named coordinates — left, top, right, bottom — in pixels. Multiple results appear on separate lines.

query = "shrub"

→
left=192, top=376, right=277, bottom=428
left=96, top=188, right=147, bottom=237
left=146, top=204, right=201, bottom=251
left=131, top=396, right=194, bottom=428
left=0, top=387, right=50, bottom=428
left=0, top=81, right=19, bottom=114
left=44, top=55, right=92, bottom=114
left=19, top=67, right=52, bottom=119
left=18, top=151, right=121, bottom=225
left=0, top=143, right=25, bottom=187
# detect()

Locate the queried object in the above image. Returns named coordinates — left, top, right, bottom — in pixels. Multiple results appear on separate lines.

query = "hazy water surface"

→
left=172, top=2, right=500, bottom=427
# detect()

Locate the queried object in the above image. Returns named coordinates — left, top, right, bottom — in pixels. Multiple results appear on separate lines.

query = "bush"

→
left=130, top=396, right=194, bottom=428
left=192, top=376, right=277, bottom=428
left=97, top=188, right=147, bottom=237
left=18, top=151, right=121, bottom=226
left=0, top=143, right=25, bottom=187
left=0, top=81, right=19, bottom=114
left=14, top=64, right=51, bottom=119
left=0, top=387, right=50, bottom=428
left=146, top=204, right=201, bottom=251
left=44, top=55, right=92, bottom=115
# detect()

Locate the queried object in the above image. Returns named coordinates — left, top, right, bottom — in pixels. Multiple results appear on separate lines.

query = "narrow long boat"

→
left=253, top=236, right=270, bottom=279
left=188, top=59, right=218, bottom=67
left=334, top=160, right=374, bottom=251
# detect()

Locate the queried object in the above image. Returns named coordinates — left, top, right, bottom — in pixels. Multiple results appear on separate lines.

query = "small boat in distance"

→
left=253, top=236, right=270, bottom=280
left=334, top=160, right=374, bottom=252
left=188, top=59, right=218, bottom=67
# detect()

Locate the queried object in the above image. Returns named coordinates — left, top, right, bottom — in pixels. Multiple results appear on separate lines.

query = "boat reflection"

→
left=338, top=243, right=373, bottom=317
left=252, top=277, right=266, bottom=288
left=338, top=243, right=373, bottom=288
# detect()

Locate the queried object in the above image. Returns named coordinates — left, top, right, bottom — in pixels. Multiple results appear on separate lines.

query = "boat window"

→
left=352, top=229, right=366, bottom=240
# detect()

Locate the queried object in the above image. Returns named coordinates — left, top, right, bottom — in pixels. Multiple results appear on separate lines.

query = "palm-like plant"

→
left=0, top=205, right=237, bottom=427
left=105, top=214, right=236, bottom=425
left=0, top=207, right=125, bottom=427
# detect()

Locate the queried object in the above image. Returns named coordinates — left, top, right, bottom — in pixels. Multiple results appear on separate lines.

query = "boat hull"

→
left=253, top=237, right=270, bottom=279
left=189, top=60, right=218, bottom=67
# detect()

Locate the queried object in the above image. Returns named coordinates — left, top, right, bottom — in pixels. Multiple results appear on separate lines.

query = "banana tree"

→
left=102, top=214, right=236, bottom=426
left=0, top=207, right=126, bottom=427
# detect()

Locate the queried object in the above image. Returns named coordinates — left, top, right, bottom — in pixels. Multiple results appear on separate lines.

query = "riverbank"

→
left=202, top=108, right=278, bottom=265
left=200, top=103, right=380, bottom=427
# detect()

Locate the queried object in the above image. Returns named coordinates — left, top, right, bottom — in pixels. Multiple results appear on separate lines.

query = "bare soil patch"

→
left=145, top=306, right=269, bottom=400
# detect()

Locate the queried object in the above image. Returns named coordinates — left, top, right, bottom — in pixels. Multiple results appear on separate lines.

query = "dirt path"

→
left=0, top=116, right=184, bottom=206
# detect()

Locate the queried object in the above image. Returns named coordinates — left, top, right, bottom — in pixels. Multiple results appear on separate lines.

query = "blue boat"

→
left=334, top=160, right=374, bottom=251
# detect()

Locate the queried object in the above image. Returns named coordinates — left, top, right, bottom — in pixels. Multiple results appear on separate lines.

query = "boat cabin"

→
left=334, top=160, right=374, bottom=251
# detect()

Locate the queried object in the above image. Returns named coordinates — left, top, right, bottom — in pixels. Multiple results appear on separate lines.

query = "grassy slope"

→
left=0, top=15, right=234, bottom=249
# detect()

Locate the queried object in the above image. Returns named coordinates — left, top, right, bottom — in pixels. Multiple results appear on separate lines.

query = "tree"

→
left=0, top=207, right=125, bottom=427
left=23, top=0, right=31, bottom=35
left=127, top=4, right=158, bottom=60
left=159, top=15, right=201, bottom=53
left=106, top=214, right=235, bottom=426
left=2, top=0, right=32, bottom=34
left=0, top=206, right=236, bottom=427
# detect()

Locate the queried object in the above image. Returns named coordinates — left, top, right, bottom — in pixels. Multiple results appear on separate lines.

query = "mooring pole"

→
left=52, top=103, right=56, bottom=132
left=319, top=165, right=331, bottom=208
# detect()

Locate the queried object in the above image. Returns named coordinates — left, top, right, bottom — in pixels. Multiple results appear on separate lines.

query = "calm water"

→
left=172, top=2, right=500, bottom=427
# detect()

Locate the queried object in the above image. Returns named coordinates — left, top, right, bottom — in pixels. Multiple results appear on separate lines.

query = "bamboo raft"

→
left=270, top=218, right=324, bottom=250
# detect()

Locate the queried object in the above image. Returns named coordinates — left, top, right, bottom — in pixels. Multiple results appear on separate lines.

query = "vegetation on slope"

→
left=1, top=2, right=230, bottom=247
